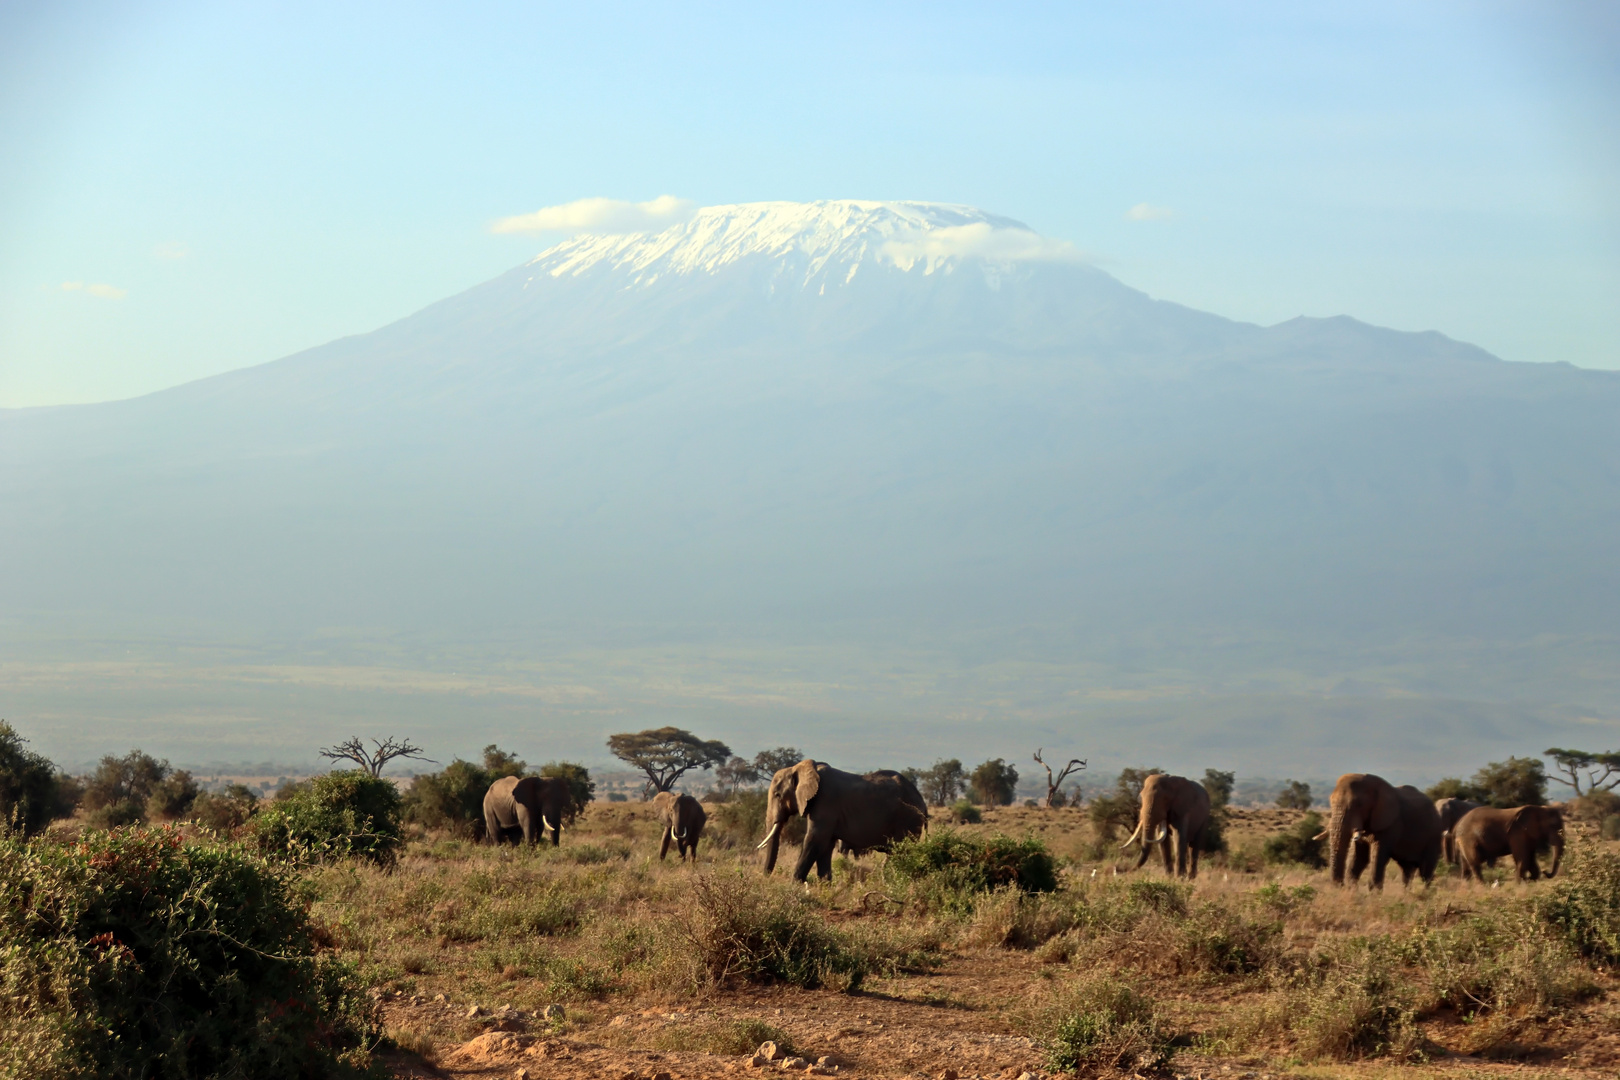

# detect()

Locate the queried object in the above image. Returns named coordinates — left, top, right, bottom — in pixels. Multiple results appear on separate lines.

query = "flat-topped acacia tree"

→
left=607, top=726, right=732, bottom=795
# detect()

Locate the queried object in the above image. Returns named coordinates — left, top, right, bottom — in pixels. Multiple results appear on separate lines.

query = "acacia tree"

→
left=319, top=736, right=434, bottom=777
left=1033, top=748, right=1085, bottom=808
left=606, top=727, right=731, bottom=795
left=1545, top=747, right=1620, bottom=796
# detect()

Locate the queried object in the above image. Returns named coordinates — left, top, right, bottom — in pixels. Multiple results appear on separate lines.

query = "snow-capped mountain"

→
left=2, top=200, right=1617, bottom=766
left=529, top=200, right=1066, bottom=287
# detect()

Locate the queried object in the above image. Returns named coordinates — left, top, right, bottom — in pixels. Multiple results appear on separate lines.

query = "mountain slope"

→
left=2, top=200, right=1617, bottom=765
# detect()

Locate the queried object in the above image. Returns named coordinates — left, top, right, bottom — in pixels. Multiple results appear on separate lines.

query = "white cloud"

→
left=881, top=222, right=1082, bottom=270
left=1126, top=203, right=1174, bottom=222
left=491, top=195, right=696, bottom=236
left=153, top=241, right=189, bottom=260
left=60, top=281, right=127, bottom=299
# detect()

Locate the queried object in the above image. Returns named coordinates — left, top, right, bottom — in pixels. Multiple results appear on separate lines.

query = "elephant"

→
left=1327, top=773, right=1442, bottom=889
left=760, top=759, right=928, bottom=882
left=483, top=775, right=569, bottom=846
left=1433, top=796, right=1484, bottom=866
left=1120, top=774, right=1211, bottom=879
left=652, top=790, right=706, bottom=862
left=1454, top=805, right=1565, bottom=883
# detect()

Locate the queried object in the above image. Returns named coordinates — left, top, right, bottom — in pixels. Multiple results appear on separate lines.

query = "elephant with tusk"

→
left=1120, top=774, right=1210, bottom=879
left=652, top=790, right=707, bottom=862
left=1327, top=773, right=1442, bottom=889
left=483, top=775, right=570, bottom=847
left=761, top=759, right=928, bottom=882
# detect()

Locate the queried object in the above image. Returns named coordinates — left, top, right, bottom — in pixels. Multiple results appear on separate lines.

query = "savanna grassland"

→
left=305, top=802, right=1620, bottom=1080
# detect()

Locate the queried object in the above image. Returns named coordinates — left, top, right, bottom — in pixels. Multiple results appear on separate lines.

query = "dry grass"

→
left=304, top=801, right=1620, bottom=1078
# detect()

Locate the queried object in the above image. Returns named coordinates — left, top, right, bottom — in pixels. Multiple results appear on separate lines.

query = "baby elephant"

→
left=1454, top=804, right=1564, bottom=882
left=652, top=791, right=706, bottom=862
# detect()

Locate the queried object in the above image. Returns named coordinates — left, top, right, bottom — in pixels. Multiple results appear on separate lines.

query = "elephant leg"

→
left=515, top=805, right=537, bottom=845
left=1371, top=845, right=1390, bottom=891
left=793, top=832, right=821, bottom=883
left=1400, top=862, right=1416, bottom=886
left=659, top=826, right=672, bottom=861
left=1158, top=835, right=1174, bottom=875
left=1349, top=839, right=1371, bottom=882
left=485, top=809, right=503, bottom=845
left=1175, top=831, right=1190, bottom=878
left=816, top=845, right=834, bottom=881
left=1188, top=839, right=1201, bottom=881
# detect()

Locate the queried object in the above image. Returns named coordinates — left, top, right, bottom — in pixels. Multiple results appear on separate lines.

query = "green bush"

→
left=0, top=720, right=70, bottom=835
left=948, top=799, right=982, bottom=824
left=1602, top=814, right=1620, bottom=842
left=190, top=784, right=260, bottom=833
left=1531, top=847, right=1620, bottom=966
left=1263, top=810, right=1327, bottom=868
left=675, top=872, right=867, bottom=991
left=0, top=825, right=380, bottom=1079
left=254, top=771, right=403, bottom=866
left=885, top=830, right=1059, bottom=897
left=1292, top=937, right=1421, bottom=1061
left=1035, top=974, right=1171, bottom=1074
left=145, top=770, right=201, bottom=822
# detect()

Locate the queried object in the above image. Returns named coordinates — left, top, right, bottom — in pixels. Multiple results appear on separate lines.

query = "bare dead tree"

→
left=1033, top=748, right=1086, bottom=809
left=319, top=736, right=434, bottom=777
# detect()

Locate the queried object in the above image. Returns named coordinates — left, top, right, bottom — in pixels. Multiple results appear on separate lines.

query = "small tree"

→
left=82, top=750, right=177, bottom=828
left=970, top=758, right=1019, bottom=806
left=0, top=720, right=67, bottom=835
left=714, top=756, right=763, bottom=794
left=318, top=736, right=433, bottom=777
left=1425, top=776, right=1485, bottom=802
left=1472, top=756, right=1548, bottom=807
left=482, top=744, right=526, bottom=777
left=145, top=770, right=200, bottom=821
left=1545, top=748, right=1620, bottom=796
left=908, top=759, right=968, bottom=806
left=606, top=727, right=732, bottom=794
left=1201, top=769, right=1235, bottom=810
left=1033, top=748, right=1085, bottom=809
left=1275, top=780, right=1313, bottom=810
left=753, top=746, right=805, bottom=775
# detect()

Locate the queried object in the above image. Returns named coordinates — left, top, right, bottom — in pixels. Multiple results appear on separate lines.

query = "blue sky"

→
left=2, top=1, right=1616, bottom=407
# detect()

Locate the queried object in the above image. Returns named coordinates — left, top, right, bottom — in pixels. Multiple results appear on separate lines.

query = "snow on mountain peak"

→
left=526, top=200, right=1081, bottom=289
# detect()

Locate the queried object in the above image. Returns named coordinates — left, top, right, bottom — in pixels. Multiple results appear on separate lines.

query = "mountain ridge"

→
left=1, top=199, right=1616, bottom=765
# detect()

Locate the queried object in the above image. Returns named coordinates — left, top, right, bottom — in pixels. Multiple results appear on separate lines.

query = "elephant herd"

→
left=481, top=759, right=929, bottom=883
left=482, top=763, right=1566, bottom=890
left=1124, top=769, right=1565, bottom=889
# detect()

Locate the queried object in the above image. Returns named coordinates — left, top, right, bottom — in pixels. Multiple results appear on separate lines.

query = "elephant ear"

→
left=1508, top=806, right=1535, bottom=834
left=794, top=760, right=822, bottom=808
left=1368, top=782, right=1401, bottom=833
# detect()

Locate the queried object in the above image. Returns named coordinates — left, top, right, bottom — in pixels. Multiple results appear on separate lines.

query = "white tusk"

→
left=542, top=816, right=556, bottom=832
left=756, top=822, right=781, bottom=850
left=1149, top=825, right=1168, bottom=843
left=1120, top=823, right=1143, bottom=850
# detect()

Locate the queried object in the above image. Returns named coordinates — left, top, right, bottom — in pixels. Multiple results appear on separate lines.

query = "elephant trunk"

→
left=1329, top=807, right=1351, bottom=886
left=759, top=821, right=782, bottom=873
